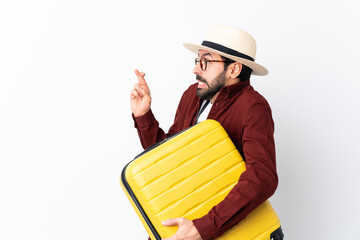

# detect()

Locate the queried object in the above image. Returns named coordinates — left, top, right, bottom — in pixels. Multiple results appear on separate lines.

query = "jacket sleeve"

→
left=133, top=86, right=193, bottom=149
left=192, top=101, right=278, bottom=240
left=132, top=110, right=167, bottom=149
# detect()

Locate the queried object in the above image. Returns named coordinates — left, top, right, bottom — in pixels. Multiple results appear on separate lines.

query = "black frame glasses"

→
left=195, top=57, right=229, bottom=71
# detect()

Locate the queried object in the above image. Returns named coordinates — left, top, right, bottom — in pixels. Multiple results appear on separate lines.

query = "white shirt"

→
left=196, top=100, right=212, bottom=123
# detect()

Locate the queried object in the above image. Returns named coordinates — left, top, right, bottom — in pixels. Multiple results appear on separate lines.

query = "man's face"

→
left=193, top=50, right=228, bottom=101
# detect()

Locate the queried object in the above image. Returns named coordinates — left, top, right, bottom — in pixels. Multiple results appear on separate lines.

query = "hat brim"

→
left=183, top=43, right=268, bottom=76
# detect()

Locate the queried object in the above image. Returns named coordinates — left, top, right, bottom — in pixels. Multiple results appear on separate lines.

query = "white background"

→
left=1, top=0, right=359, bottom=239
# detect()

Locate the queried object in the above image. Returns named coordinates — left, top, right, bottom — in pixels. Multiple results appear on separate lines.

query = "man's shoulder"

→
left=238, top=85, right=271, bottom=109
left=176, top=83, right=200, bottom=105
left=181, top=83, right=198, bottom=97
left=185, top=83, right=198, bottom=92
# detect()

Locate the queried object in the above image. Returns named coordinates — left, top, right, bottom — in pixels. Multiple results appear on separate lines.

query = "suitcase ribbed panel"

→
left=121, top=120, right=282, bottom=239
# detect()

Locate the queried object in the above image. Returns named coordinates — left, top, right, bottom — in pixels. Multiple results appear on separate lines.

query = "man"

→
left=130, top=26, right=278, bottom=240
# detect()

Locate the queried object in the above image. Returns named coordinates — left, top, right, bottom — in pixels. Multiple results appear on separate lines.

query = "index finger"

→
left=161, top=218, right=180, bottom=226
left=134, top=69, right=147, bottom=87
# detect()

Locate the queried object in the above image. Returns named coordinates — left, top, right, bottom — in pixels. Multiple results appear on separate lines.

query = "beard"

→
left=196, top=70, right=227, bottom=100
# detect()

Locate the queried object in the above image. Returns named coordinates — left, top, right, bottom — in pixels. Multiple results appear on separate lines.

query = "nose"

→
left=193, top=61, right=201, bottom=75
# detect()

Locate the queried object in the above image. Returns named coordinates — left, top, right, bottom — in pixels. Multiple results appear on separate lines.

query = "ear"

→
left=229, top=62, right=242, bottom=79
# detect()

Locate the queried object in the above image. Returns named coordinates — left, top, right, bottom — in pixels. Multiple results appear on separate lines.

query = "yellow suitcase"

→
left=121, top=120, right=283, bottom=239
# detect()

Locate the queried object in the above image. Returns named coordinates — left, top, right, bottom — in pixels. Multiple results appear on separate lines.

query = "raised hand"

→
left=130, top=69, right=152, bottom=117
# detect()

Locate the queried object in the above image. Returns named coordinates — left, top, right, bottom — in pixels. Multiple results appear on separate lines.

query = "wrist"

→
left=193, top=216, right=218, bottom=240
left=132, top=110, right=156, bottom=128
left=133, top=111, right=149, bottom=118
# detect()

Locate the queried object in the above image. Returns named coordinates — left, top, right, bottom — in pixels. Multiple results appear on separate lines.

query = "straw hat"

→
left=183, top=26, right=268, bottom=76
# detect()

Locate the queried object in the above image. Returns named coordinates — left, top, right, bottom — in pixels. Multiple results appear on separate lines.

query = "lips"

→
left=196, top=75, right=209, bottom=88
left=197, top=81, right=207, bottom=88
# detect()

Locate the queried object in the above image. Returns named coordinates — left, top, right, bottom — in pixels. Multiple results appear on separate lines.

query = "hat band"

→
left=202, top=41, right=254, bottom=62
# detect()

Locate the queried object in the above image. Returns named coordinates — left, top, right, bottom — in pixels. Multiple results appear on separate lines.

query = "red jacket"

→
left=133, top=80, right=278, bottom=240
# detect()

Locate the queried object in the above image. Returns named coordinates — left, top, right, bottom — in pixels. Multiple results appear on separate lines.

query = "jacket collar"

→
left=217, top=80, right=250, bottom=99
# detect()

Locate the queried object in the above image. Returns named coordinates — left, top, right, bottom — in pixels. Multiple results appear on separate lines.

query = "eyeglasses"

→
left=195, top=57, right=229, bottom=71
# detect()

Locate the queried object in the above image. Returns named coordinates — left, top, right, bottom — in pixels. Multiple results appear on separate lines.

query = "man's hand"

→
left=130, top=69, right=151, bottom=117
left=161, top=218, right=202, bottom=240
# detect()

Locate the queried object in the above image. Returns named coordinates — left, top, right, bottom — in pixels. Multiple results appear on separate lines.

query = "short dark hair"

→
left=222, top=56, right=252, bottom=82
